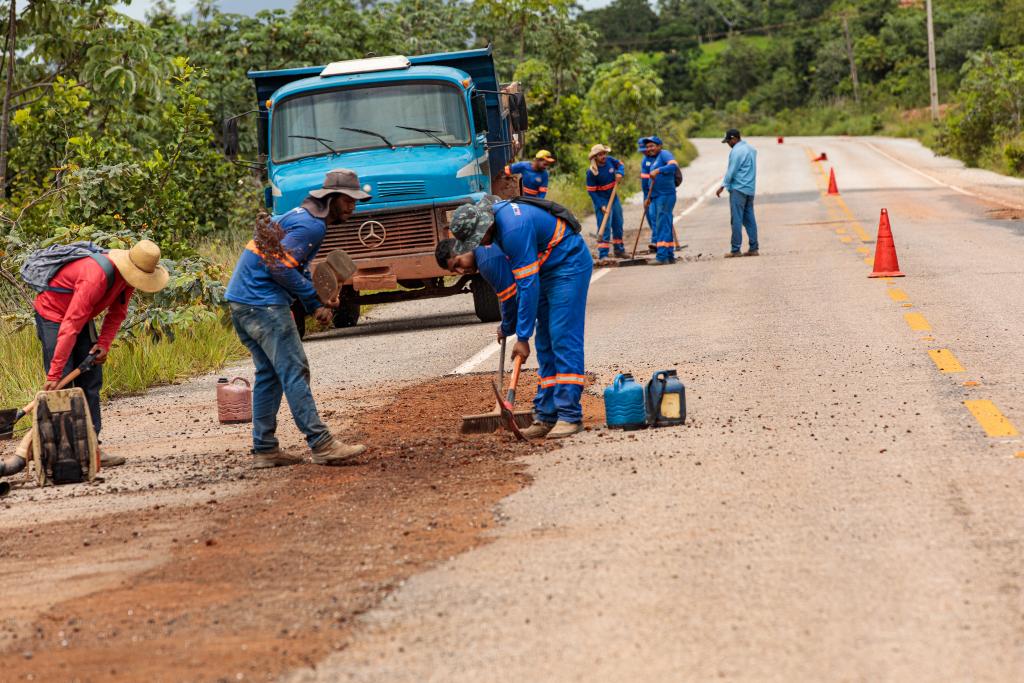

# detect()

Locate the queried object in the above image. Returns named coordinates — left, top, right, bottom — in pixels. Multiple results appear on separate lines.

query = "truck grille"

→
left=376, top=180, right=426, bottom=198
left=323, top=208, right=437, bottom=258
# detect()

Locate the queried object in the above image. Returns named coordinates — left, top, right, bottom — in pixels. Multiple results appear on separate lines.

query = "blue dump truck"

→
left=241, top=47, right=528, bottom=329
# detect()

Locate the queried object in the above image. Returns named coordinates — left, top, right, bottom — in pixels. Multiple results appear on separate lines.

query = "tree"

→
left=582, top=53, right=663, bottom=154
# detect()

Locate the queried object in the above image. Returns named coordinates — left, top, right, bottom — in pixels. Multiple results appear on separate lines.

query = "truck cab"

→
left=247, top=48, right=526, bottom=328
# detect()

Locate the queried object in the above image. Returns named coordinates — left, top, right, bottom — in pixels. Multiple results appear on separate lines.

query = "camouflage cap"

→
left=450, top=195, right=499, bottom=254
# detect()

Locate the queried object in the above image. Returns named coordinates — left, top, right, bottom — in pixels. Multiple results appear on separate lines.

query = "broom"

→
left=460, top=337, right=532, bottom=434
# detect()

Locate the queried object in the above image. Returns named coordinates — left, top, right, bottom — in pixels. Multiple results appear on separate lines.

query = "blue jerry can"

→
left=646, top=369, right=686, bottom=427
left=603, top=373, right=648, bottom=430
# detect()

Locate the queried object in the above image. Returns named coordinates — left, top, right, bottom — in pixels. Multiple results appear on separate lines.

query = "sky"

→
left=117, top=0, right=610, bottom=22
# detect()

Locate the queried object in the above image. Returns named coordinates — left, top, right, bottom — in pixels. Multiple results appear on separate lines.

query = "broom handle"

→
left=594, top=182, right=619, bottom=240
left=630, top=184, right=655, bottom=259
left=494, top=336, right=507, bottom=410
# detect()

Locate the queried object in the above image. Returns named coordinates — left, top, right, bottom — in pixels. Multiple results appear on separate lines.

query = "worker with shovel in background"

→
left=442, top=195, right=592, bottom=439
left=504, top=149, right=555, bottom=198
left=587, top=144, right=626, bottom=260
left=641, top=135, right=680, bottom=265
left=29, top=239, right=170, bottom=467
left=225, top=169, right=370, bottom=469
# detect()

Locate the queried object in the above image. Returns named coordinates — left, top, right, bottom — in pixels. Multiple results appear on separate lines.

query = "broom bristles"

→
left=460, top=411, right=533, bottom=434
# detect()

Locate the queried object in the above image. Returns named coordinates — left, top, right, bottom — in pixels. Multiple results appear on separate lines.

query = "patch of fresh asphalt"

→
left=285, top=138, right=1024, bottom=681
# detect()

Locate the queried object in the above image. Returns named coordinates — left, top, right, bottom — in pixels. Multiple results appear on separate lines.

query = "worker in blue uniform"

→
left=641, top=136, right=679, bottom=265
left=445, top=196, right=592, bottom=439
left=504, top=149, right=555, bottom=198
left=434, top=238, right=518, bottom=340
left=639, top=139, right=658, bottom=253
left=586, top=143, right=626, bottom=259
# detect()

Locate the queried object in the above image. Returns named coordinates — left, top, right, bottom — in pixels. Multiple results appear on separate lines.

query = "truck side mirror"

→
left=223, top=116, right=241, bottom=159
left=507, top=92, right=528, bottom=133
left=471, top=92, right=489, bottom=134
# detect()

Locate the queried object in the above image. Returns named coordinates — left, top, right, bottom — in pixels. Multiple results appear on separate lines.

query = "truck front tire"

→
left=471, top=276, right=501, bottom=323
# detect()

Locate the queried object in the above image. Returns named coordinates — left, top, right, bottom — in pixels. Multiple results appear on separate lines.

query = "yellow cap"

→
left=534, top=149, right=555, bottom=162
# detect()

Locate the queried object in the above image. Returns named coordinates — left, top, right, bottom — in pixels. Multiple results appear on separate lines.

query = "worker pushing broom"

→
left=436, top=194, right=591, bottom=440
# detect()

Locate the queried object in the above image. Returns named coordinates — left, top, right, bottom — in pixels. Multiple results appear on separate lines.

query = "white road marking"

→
left=448, top=267, right=613, bottom=375
left=863, top=141, right=975, bottom=197
left=676, top=179, right=721, bottom=223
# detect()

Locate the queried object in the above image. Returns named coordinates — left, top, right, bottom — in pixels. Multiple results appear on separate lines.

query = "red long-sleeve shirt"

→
left=33, top=257, right=134, bottom=382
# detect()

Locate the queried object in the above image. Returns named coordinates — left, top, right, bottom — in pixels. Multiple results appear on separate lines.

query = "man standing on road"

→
left=446, top=196, right=592, bottom=440
left=716, top=128, right=759, bottom=257
left=225, top=169, right=370, bottom=469
left=33, top=239, right=170, bottom=467
left=586, top=144, right=627, bottom=260
left=641, top=136, right=679, bottom=265
left=504, top=150, right=555, bottom=198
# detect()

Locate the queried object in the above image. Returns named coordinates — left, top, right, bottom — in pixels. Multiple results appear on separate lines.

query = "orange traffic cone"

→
left=777, top=136, right=784, bottom=144
left=813, top=152, right=828, bottom=162
left=868, top=209, right=905, bottom=278
left=826, top=168, right=839, bottom=195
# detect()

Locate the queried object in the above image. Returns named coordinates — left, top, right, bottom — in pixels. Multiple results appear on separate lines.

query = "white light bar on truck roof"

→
left=320, top=56, right=411, bottom=78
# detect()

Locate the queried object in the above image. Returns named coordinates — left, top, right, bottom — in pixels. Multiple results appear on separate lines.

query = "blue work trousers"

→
left=593, top=197, right=625, bottom=258
left=729, top=189, right=759, bottom=253
left=229, top=303, right=332, bottom=453
left=533, top=235, right=593, bottom=424
left=651, top=193, right=677, bottom=263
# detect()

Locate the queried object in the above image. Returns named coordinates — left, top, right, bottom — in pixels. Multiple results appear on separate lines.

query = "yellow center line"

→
left=835, top=227, right=847, bottom=234
left=964, top=400, right=1020, bottom=438
left=864, top=257, right=873, bottom=265
left=857, top=246, right=870, bottom=255
left=928, top=349, right=966, bottom=373
left=904, top=313, right=932, bottom=331
left=888, top=288, right=909, bottom=302
left=840, top=235, right=852, bottom=243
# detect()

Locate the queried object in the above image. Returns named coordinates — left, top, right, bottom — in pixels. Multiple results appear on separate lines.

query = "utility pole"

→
left=841, top=14, right=860, bottom=105
left=925, top=0, right=940, bottom=121
left=0, top=0, right=16, bottom=198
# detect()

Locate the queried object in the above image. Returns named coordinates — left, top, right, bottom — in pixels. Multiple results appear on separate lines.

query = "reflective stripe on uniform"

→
left=537, top=219, right=567, bottom=267
left=537, top=375, right=557, bottom=388
left=496, top=282, right=517, bottom=302
left=513, top=261, right=540, bottom=279
left=555, top=373, right=586, bottom=385
left=246, top=240, right=299, bottom=268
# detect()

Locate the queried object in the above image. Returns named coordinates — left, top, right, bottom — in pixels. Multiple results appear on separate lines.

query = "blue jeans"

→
left=229, top=303, right=331, bottom=453
left=651, top=193, right=677, bottom=263
left=729, top=190, right=759, bottom=253
left=533, top=235, right=593, bottom=424
left=35, top=313, right=103, bottom=435
left=593, top=196, right=625, bottom=258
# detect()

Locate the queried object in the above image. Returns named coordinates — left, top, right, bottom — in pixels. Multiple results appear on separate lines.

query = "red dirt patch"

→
left=0, top=372, right=602, bottom=682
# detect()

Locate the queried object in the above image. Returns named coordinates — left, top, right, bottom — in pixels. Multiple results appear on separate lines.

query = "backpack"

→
left=20, top=242, right=116, bottom=295
left=509, top=196, right=583, bottom=235
left=674, top=165, right=683, bottom=187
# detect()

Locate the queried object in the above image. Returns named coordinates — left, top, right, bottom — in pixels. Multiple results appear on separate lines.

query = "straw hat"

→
left=588, top=143, right=611, bottom=159
left=107, top=240, right=170, bottom=293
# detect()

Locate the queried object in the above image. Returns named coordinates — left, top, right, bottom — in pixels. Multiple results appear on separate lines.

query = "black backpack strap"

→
left=89, top=253, right=116, bottom=293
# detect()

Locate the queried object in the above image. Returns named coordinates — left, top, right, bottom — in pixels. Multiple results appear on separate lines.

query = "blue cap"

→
left=640, top=135, right=663, bottom=146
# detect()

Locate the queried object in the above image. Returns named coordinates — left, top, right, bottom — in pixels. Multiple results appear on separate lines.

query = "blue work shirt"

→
left=225, top=205, right=324, bottom=314
left=586, top=156, right=625, bottom=201
left=723, top=140, right=757, bottom=195
left=474, top=244, right=518, bottom=338
left=492, top=200, right=581, bottom=340
left=506, top=161, right=549, bottom=198
left=648, top=149, right=678, bottom=198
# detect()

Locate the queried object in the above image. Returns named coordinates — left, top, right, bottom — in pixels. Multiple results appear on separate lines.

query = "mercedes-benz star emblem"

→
left=357, top=220, right=387, bottom=248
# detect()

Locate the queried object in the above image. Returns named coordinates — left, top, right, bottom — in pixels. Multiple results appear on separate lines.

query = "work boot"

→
left=647, top=244, right=657, bottom=253
left=98, top=448, right=126, bottom=468
left=546, top=421, right=583, bottom=439
left=310, top=439, right=366, bottom=466
left=723, top=251, right=743, bottom=258
left=745, top=249, right=760, bottom=256
left=649, top=258, right=669, bottom=266
left=614, top=250, right=628, bottom=259
left=252, top=448, right=304, bottom=469
left=520, top=421, right=555, bottom=439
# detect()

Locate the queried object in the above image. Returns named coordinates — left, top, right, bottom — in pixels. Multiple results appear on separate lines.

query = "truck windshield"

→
left=272, top=82, right=470, bottom=163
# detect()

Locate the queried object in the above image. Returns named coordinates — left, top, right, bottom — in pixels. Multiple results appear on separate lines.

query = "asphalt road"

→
left=5, top=136, right=1024, bottom=681
left=286, top=136, right=1024, bottom=681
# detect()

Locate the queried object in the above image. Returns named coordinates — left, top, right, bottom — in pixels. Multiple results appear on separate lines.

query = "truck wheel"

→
left=291, top=300, right=307, bottom=340
left=471, top=276, right=501, bottom=323
left=332, top=290, right=361, bottom=328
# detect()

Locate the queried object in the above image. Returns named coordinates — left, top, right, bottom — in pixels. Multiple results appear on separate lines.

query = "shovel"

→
left=312, top=249, right=357, bottom=304
left=0, top=353, right=97, bottom=440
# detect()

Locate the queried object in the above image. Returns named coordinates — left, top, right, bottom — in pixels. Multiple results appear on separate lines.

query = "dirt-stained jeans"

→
left=229, top=303, right=331, bottom=453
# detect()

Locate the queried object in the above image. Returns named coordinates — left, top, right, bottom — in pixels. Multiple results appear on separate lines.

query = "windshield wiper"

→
left=339, top=126, right=395, bottom=150
left=395, top=125, right=452, bottom=149
left=287, top=135, right=338, bottom=155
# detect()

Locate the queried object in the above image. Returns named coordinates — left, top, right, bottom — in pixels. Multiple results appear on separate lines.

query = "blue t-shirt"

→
left=586, top=156, right=625, bottom=201
left=225, top=205, right=324, bottom=314
left=474, top=244, right=518, bottom=337
left=506, top=161, right=549, bottom=198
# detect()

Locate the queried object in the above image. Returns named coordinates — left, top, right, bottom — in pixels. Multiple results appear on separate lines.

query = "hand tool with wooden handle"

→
left=0, top=352, right=98, bottom=440
left=593, top=181, right=619, bottom=240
